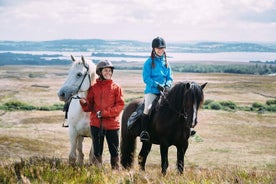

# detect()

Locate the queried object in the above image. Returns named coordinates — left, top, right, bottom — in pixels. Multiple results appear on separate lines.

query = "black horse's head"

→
left=162, top=81, right=207, bottom=128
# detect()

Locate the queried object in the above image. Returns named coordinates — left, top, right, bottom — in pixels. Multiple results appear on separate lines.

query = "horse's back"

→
left=122, top=99, right=142, bottom=123
left=121, top=98, right=142, bottom=137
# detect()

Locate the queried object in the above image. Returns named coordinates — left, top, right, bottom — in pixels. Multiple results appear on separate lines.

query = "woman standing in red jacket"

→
left=80, top=60, right=124, bottom=169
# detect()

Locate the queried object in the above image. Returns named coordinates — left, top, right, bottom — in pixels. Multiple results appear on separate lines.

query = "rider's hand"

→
left=157, top=84, right=165, bottom=92
left=79, top=98, right=87, bottom=105
left=96, top=111, right=102, bottom=118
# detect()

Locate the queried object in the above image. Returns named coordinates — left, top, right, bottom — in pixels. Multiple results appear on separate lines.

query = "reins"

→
left=159, top=86, right=188, bottom=120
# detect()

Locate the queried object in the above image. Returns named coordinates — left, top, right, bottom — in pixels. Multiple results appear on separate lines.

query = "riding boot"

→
left=111, top=156, right=119, bottom=170
left=140, top=114, right=150, bottom=142
left=92, top=155, right=102, bottom=167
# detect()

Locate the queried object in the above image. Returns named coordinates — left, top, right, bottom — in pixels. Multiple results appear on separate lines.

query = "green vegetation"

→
left=0, top=100, right=63, bottom=111
left=115, top=62, right=276, bottom=75
left=170, top=63, right=276, bottom=75
left=0, top=157, right=274, bottom=184
left=1, top=99, right=275, bottom=113
left=203, top=99, right=276, bottom=112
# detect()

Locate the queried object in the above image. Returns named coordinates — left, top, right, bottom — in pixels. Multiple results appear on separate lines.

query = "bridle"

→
left=71, top=63, right=91, bottom=99
left=63, top=63, right=91, bottom=126
left=159, top=83, right=197, bottom=126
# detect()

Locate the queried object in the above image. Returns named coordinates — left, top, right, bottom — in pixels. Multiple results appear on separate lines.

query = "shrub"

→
left=266, top=105, right=276, bottom=112
left=203, top=99, right=213, bottom=105
left=266, top=99, right=276, bottom=106
left=209, top=101, right=222, bottom=110
left=1, top=101, right=35, bottom=111
left=252, top=102, right=265, bottom=109
left=220, top=101, right=237, bottom=110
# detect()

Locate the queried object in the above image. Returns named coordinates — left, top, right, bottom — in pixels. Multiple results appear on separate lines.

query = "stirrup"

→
left=62, top=119, right=69, bottom=128
left=190, top=129, right=196, bottom=136
left=140, top=131, right=150, bottom=142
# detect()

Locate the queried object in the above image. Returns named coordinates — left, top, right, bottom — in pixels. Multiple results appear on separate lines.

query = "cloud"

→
left=0, top=0, right=275, bottom=42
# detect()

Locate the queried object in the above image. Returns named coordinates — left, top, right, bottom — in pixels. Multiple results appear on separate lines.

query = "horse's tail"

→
left=120, top=99, right=141, bottom=169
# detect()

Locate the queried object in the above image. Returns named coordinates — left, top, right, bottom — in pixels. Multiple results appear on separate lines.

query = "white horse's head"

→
left=58, top=55, right=96, bottom=102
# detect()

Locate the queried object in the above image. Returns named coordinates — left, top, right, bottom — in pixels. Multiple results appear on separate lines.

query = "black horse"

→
left=120, top=81, right=207, bottom=175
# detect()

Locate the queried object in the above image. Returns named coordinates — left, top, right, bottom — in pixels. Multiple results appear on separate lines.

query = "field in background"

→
left=0, top=65, right=275, bottom=182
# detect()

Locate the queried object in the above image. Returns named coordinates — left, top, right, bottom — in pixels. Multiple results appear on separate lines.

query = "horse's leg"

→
left=138, top=142, right=152, bottom=171
left=76, top=135, right=84, bottom=165
left=176, top=141, right=188, bottom=174
left=89, top=138, right=93, bottom=165
left=160, top=144, right=169, bottom=175
left=69, top=129, right=77, bottom=165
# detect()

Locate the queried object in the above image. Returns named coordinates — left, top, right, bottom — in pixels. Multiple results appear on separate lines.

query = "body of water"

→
left=1, top=51, right=276, bottom=63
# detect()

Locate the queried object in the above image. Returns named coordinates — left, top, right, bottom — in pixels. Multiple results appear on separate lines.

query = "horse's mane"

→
left=157, top=81, right=204, bottom=118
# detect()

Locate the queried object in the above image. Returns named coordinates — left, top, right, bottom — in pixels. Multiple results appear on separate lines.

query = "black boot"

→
left=140, top=114, right=150, bottom=142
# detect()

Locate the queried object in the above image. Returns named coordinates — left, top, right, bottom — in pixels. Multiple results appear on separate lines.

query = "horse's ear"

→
left=81, top=55, right=85, bottom=63
left=201, top=82, right=207, bottom=90
left=71, top=55, right=75, bottom=62
left=81, top=55, right=86, bottom=65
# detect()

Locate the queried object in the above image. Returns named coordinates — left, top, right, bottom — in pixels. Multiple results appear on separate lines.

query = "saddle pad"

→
left=127, top=102, right=144, bottom=130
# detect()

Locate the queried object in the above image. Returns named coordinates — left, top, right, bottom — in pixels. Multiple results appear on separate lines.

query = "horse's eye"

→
left=77, top=72, right=82, bottom=77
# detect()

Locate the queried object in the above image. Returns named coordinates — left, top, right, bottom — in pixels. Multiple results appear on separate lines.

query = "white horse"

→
left=57, top=55, right=96, bottom=165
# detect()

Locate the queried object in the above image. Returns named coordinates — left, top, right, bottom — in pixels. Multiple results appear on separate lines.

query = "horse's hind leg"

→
left=138, top=142, right=152, bottom=171
left=160, top=144, right=169, bottom=175
left=76, top=136, right=84, bottom=165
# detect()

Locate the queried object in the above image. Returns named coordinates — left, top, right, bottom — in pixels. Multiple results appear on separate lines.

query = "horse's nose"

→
left=57, top=91, right=65, bottom=101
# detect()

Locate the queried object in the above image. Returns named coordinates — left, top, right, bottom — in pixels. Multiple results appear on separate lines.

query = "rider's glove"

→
left=164, top=85, right=170, bottom=91
left=157, top=84, right=165, bottom=92
left=96, top=111, right=102, bottom=118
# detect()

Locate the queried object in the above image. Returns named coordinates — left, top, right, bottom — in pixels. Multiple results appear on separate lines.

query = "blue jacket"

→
left=143, top=54, right=173, bottom=94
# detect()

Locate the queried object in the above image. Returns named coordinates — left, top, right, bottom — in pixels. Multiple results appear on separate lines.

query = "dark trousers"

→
left=91, top=126, right=119, bottom=157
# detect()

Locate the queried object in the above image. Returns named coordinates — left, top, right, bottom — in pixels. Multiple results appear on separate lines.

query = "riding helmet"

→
left=152, top=37, right=166, bottom=48
left=96, top=60, right=114, bottom=75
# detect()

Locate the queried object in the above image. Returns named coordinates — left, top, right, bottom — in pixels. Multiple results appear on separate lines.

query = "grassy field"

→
left=0, top=65, right=275, bottom=183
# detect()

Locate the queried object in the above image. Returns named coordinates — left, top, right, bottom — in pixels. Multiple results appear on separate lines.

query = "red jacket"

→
left=81, top=78, right=124, bottom=130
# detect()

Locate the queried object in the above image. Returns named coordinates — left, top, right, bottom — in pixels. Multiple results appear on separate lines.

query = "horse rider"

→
left=140, top=36, right=173, bottom=142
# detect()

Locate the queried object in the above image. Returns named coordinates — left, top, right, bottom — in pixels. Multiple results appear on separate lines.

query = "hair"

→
left=151, top=49, right=168, bottom=68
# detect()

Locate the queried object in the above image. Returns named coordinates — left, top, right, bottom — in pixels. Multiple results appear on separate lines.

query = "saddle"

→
left=127, top=96, right=160, bottom=132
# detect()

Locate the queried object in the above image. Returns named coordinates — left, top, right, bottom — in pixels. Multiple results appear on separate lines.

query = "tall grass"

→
left=0, top=157, right=274, bottom=184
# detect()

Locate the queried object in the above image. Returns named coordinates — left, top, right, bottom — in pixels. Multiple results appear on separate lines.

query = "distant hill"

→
left=0, top=39, right=276, bottom=53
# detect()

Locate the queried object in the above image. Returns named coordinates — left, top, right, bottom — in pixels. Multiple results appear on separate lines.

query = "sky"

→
left=0, top=0, right=276, bottom=42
